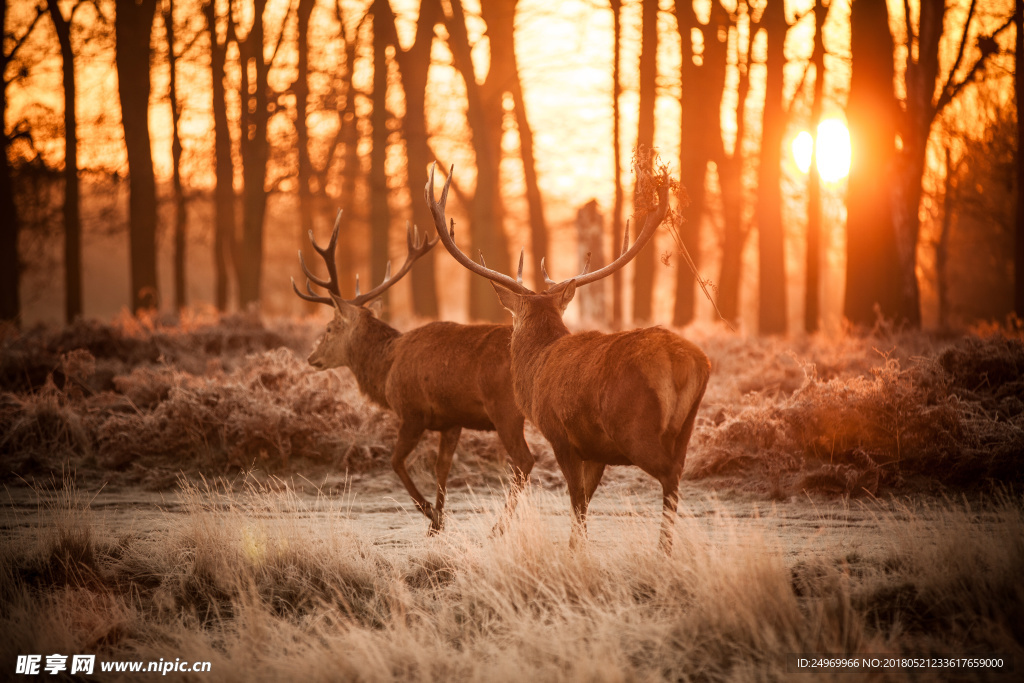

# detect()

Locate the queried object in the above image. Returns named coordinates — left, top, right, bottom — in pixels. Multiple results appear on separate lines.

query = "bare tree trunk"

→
left=322, top=1, right=362, bottom=299
left=295, top=0, right=316, bottom=314
left=480, top=0, right=548, bottom=293
left=672, top=0, right=722, bottom=326
left=632, top=0, right=658, bottom=324
left=844, top=0, right=902, bottom=327
left=610, top=0, right=624, bottom=327
left=756, top=0, right=787, bottom=335
left=715, top=2, right=750, bottom=325
left=369, top=0, right=391, bottom=313
left=0, top=0, right=21, bottom=324
left=203, top=0, right=236, bottom=311
left=164, top=0, right=187, bottom=312
left=384, top=0, right=441, bottom=317
left=446, top=0, right=511, bottom=321
left=937, top=146, right=956, bottom=330
left=1017, top=0, right=1024, bottom=318
left=236, top=0, right=271, bottom=310
left=804, top=1, right=830, bottom=334
left=47, top=0, right=82, bottom=323
left=115, top=0, right=159, bottom=313
left=235, top=0, right=267, bottom=310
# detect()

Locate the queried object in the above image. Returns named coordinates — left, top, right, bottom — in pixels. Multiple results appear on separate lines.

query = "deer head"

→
left=292, top=211, right=437, bottom=370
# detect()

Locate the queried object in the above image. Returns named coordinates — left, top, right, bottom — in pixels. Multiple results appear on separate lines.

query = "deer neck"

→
left=347, top=317, right=400, bottom=409
left=508, top=310, right=569, bottom=419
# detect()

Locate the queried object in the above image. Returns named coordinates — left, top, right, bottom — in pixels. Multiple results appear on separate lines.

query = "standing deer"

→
left=293, top=211, right=534, bottom=534
left=426, top=163, right=710, bottom=551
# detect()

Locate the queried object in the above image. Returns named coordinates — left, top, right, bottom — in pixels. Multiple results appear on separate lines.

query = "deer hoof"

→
left=425, top=505, right=443, bottom=535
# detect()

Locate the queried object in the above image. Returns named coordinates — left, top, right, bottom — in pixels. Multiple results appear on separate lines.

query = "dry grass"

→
left=1, top=478, right=1021, bottom=681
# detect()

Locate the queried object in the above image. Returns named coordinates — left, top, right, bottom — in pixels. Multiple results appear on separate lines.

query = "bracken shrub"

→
left=691, top=332, right=1024, bottom=495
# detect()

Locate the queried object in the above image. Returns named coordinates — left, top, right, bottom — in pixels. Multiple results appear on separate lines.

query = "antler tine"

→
left=291, top=276, right=333, bottom=305
left=292, top=209, right=344, bottom=307
left=620, top=220, right=631, bottom=257
left=348, top=219, right=438, bottom=307
left=516, top=250, right=524, bottom=285
left=541, top=257, right=557, bottom=286
left=581, top=252, right=592, bottom=275
left=426, top=162, right=533, bottom=295
left=298, top=249, right=332, bottom=290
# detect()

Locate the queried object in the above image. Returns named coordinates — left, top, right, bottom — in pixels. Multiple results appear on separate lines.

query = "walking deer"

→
left=293, top=211, right=534, bottom=534
left=426, top=163, right=710, bottom=551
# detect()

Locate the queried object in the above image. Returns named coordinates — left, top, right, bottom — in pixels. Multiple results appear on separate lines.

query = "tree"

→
left=202, top=0, right=236, bottom=311
left=163, top=0, right=187, bottom=311
left=374, top=0, right=442, bottom=317
left=803, top=1, right=830, bottom=333
left=0, top=0, right=41, bottom=324
left=480, top=0, right=548, bottom=293
left=115, top=0, right=159, bottom=313
left=632, top=0, right=658, bottom=324
left=368, top=0, right=391, bottom=312
left=234, top=0, right=273, bottom=309
left=1017, top=0, right=1024, bottom=318
left=609, top=0, right=624, bottom=326
left=45, top=0, right=83, bottom=323
left=755, top=0, right=787, bottom=335
left=445, top=0, right=512, bottom=321
left=672, top=0, right=725, bottom=326
left=715, top=0, right=753, bottom=325
left=847, top=0, right=1009, bottom=327
left=844, top=0, right=901, bottom=327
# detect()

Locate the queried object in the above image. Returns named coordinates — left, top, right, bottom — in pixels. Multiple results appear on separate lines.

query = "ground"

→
left=1, top=313, right=1022, bottom=680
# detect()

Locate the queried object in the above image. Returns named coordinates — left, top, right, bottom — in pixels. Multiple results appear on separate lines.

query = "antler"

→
left=425, top=162, right=532, bottom=295
left=428, top=162, right=670, bottom=294
left=292, top=209, right=438, bottom=307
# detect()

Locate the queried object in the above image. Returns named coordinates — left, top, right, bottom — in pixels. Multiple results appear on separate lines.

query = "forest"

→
left=1, top=0, right=1019, bottom=332
left=2, top=1, right=1024, bottom=681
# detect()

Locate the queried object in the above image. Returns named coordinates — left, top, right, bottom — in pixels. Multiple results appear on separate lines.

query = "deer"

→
left=426, top=163, right=710, bottom=551
left=292, top=210, right=535, bottom=534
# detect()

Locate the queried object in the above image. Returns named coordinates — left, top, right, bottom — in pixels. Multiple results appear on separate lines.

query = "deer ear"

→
left=365, top=298, right=384, bottom=319
left=490, top=281, right=521, bottom=316
left=330, top=294, right=360, bottom=323
left=549, top=279, right=577, bottom=315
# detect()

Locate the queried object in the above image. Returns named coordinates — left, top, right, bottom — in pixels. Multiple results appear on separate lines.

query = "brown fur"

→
left=494, top=281, right=711, bottom=551
left=309, top=302, right=534, bottom=533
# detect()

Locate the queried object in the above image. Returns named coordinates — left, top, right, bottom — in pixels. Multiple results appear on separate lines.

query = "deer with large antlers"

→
left=293, top=211, right=535, bottom=534
left=426, top=163, right=710, bottom=551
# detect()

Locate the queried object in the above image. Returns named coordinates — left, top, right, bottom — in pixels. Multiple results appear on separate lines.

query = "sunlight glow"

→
left=792, top=119, right=851, bottom=182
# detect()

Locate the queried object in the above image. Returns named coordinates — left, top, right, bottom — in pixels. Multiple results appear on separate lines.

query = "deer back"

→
left=386, top=322, right=516, bottom=432
left=514, top=324, right=710, bottom=460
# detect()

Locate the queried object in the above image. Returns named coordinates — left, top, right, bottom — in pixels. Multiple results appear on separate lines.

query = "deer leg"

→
left=390, top=421, right=432, bottom=521
left=582, top=461, right=606, bottom=506
left=491, top=416, right=535, bottom=536
left=659, top=477, right=681, bottom=554
left=555, top=448, right=589, bottom=550
left=429, top=426, right=461, bottom=535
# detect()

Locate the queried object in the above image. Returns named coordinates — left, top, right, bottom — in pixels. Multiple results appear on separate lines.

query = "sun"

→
left=793, top=119, right=851, bottom=182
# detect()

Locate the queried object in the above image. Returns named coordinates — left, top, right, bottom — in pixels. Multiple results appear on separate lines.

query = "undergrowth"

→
left=1, top=313, right=1022, bottom=497
left=1, top=478, right=1021, bottom=681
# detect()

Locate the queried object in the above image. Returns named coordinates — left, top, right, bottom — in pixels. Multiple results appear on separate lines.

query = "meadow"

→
left=1, top=311, right=1022, bottom=680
